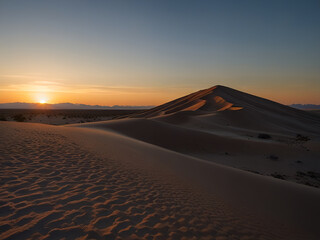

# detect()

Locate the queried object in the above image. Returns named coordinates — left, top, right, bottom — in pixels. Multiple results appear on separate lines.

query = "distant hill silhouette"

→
left=0, top=102, right=154, bottom=110
left=290, top=104, right=320, bottom=110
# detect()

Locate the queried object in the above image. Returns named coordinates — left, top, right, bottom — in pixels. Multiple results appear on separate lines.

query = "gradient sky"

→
left=0, top=0, right=319, bottom=105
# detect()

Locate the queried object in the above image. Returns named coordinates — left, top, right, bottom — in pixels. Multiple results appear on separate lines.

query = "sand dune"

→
left=127, top=85, right=320, bottom=134
left=74, top=86, right=320, bottom=187
left=1, top=85, right=320, bottom=239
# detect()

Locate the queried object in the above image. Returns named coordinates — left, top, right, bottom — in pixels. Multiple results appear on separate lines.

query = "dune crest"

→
left=128, top=85, right=244, bottom=118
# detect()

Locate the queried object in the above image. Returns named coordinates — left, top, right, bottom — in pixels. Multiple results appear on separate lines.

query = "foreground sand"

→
left=1, top=122, right=320, bottom=240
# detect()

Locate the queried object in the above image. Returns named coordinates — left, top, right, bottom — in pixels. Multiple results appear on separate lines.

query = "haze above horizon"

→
left=0, top=0, right=319, bottom=105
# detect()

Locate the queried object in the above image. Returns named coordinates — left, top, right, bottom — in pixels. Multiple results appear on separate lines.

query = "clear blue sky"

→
left=0, top=0, right=319, bottom=105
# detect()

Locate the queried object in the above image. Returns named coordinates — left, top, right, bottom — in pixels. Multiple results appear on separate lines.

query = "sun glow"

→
left=34, top=93, right=49, bottom=104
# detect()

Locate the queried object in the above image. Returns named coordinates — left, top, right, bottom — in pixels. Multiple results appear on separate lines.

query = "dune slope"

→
left=1, top=122, right=320, bottom=239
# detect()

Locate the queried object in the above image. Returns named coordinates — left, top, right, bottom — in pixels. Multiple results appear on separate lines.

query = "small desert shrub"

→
left=258, top=133, right=271, bottom=139
left=296, top=171, right=320, bottom=180
left=307, top=171, right=320, bottom=179
left=268, top=154, right=279, bottom=160
left=13, top=114, right=26, bottom=122
left=0, top=115, right=7, bottom=121
left=295, top=134, right=310, bottom=141
left=271, top=173, right=286, bottom=180
left=296, top=171, right=306, bottom=177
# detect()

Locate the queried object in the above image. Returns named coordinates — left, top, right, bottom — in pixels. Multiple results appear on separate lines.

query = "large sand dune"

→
left=74, top=86, right=320, bottom=187
left=1, top=85, right=320, bottom=239
left=126, top=85, right=320, bottom=134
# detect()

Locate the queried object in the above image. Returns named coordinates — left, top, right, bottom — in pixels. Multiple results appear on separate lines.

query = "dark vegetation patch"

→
left=0, top=109, right=142, bottom=119
left=289, top=134, right=311, bottom=151
left=295, top=134, right=310, bottom=141
left=307, top=171, right=320, bottom=179
left=296, top=171, right=320, bottom=180
left=13, top=114, right=26, bottom=122
left=258, top=133, right=271, bottom=139
left=271, top=173, right=286, bottom=180
left=267, top=154, right=279, bottom=160
left=0, top=109, right=144, bottom=125
left=246, top=170, right=320, bottom=189
left=295, top=171, right=320, bottom=188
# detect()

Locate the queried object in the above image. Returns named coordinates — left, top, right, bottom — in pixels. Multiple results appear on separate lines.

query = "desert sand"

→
left=1, top=85, right=320, bottom=239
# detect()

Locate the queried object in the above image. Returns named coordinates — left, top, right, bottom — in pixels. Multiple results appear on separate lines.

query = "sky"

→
left=0, top=0, right=319, bottom=105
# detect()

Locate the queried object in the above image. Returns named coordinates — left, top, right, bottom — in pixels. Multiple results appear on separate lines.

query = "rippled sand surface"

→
left=0, top=122, right=318, bottom=240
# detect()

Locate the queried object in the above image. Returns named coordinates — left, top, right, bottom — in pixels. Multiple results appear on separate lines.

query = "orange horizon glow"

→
left=0, top=81, right=320, bottom=106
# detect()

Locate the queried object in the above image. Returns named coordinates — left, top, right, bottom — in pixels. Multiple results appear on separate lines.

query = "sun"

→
left=34, top=93, right=49, bottom=104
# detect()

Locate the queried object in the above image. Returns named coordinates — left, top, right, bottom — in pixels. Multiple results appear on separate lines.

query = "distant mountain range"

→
left=0, top=102, right=154, bottom=110
left=290, top=104, right=320, bottom=110
left=0, top=102, right=319, bottom=110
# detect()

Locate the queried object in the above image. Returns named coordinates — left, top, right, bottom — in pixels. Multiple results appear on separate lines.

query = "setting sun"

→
left=34, top=93, right=49, bottom=104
